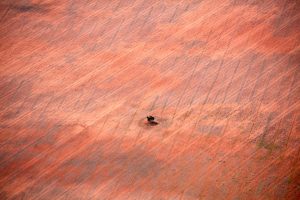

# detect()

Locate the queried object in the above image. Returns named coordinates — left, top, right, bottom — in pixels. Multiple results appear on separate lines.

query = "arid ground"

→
left=0, top=0, right=299, bottom=199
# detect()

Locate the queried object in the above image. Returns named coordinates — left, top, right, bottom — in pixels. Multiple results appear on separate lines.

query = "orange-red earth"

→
left=0, top=0, right=299, bottom=199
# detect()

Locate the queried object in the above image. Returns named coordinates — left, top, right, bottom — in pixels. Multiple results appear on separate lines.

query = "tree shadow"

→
left=148, top=121, right=159, bottom=126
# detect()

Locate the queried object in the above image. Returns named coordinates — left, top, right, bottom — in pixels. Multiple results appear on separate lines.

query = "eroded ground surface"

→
left=0, top=0, right=299, bottom=199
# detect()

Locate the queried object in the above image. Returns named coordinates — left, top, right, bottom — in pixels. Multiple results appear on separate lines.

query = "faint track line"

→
left=236, top=54, right=257, bottom=102
left=108, top=18, right=125, bottom=48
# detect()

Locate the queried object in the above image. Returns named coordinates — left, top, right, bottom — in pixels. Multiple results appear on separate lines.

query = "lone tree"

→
left=147, top=116, right=155, bottom=122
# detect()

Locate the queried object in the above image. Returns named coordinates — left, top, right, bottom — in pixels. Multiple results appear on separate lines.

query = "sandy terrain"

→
left=0, top=0, right=299, bottom=199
